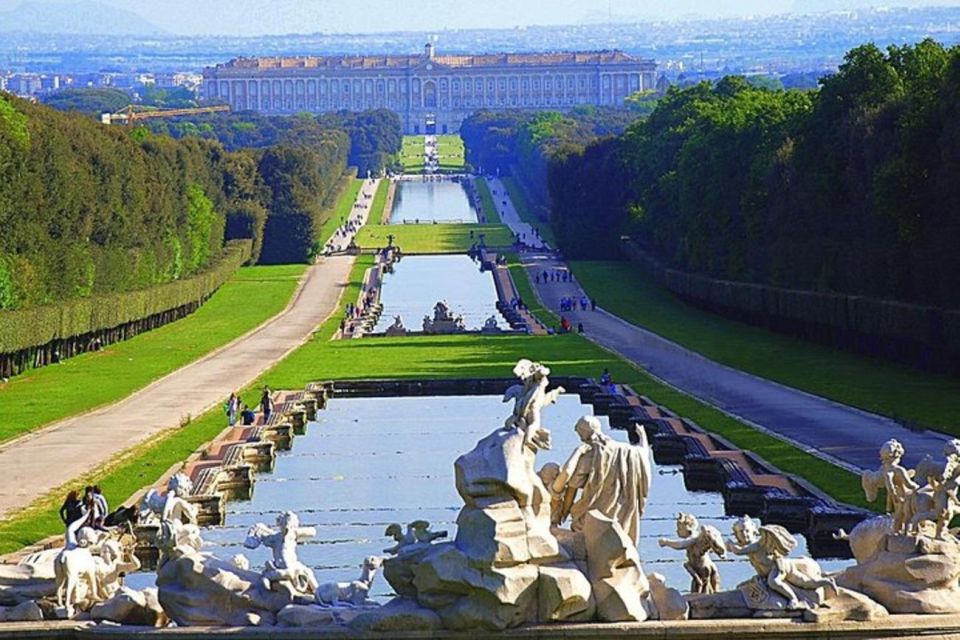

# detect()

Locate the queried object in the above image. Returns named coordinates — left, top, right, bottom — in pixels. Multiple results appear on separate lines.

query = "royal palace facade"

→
left=203, top=44, right=656, bottom=134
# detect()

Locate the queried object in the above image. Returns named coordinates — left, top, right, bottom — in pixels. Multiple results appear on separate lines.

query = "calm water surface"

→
left=389, top=180, right=477, bottom=224
left=372, top=255, right=506, bottom=332
left=182, top=395, right=848, bottom=599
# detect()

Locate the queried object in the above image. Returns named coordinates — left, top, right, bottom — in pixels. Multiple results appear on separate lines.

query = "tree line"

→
left=463, top=40, right=960, bottom=311
left=0, top=95, right=404, bottom=311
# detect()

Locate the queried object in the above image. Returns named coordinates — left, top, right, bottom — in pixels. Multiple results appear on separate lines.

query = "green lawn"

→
left=502, top=176, right=556, bottom=246
left=356, top=224, right=514, bottom=254
left=316, top=177, right=363, bottom=246
left=435, top=134, right=465, bottom=169
left=370, top=179, right=390, bottom=224
left=571, top=261, right=960, bottom=435
left=401, top=136, right=425, bottom=171
left=0, top=265, right=307, bottom=444
left=0, top=253, right=871, bottom=554
left=475, top=177, right=502, bottom=224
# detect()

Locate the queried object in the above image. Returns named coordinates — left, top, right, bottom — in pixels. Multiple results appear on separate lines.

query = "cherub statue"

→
left=383, top=520, right=447, bottom=555
left=503, top=359, right=564, bottom=451
left=907, top=439, right=960, bottom=539
left=861, top=439, right=920, bottom=535
left=658, top=513, right=725, bottom=594
left=140, top=473, right=198, bottom=525
left=244, top=511, right=319, bottom=596
left=727, top=515, right=837, bottom=610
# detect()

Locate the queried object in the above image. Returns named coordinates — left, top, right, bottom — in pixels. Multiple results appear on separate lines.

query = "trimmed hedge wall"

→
left=0, top=240, right=251, bottom=371
left=622, top=240, right=960, bottom=374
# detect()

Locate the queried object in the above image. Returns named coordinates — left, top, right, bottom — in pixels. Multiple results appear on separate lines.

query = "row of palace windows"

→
left=211, top=73, right=643, bottom=99
left=226, top=91, right=616, bottom=112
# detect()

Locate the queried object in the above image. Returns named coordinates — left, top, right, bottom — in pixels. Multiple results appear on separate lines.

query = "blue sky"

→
left=7, top=0, right=958, bottom=35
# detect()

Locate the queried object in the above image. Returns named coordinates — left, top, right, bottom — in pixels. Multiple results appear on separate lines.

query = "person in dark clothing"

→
left=59, top=490, right=83, bottom=526
left=261, top=387, right=274, bottom=422
left=591, top=298, right=597, bottom=311
left=241, top=404, right=256, bottom=425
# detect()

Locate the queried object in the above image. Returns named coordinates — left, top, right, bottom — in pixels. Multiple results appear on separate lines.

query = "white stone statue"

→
left=383, top=521, right=447, bottom=555
left=907, top=439, right=960, bottom=540
left=384, top=315, right=407, bottom=337
left=244, top=511, right=319, bottom=597
left=140, top=473, right=198, bottom=526
left=503, top=358, right=564, bottom=451
left=315, top=556, right=383, bottom=607
left=54, top=536, right=139, bottom=619
left=551, top=416, right=651, bottom=545
left=861, top=439, right=921, bottom=535
left=658, top=513, right=725, bottom=594
left=726, top=515, right=837, bottom=610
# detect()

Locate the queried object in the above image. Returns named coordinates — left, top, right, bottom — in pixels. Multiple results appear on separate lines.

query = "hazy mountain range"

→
left=0, top=0, right=165, bottom=35
left=2, top=0, right=957, bottom=37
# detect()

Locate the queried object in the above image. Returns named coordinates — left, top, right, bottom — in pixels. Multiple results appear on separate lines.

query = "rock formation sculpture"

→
left=658, top=513, right=725, bottom=594
left=422, top=301, right=466, bottom=334
left=384, top=315, right=407, bottom=337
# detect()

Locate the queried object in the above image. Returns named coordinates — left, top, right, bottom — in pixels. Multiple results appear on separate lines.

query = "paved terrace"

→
left=0, top=179, right=379, bottom=518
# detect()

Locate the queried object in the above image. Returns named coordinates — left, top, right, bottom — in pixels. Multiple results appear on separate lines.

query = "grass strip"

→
left=475, top=177, right=502, bottom=224
left=370, top=179, right=390, bottom=224
left=570, top=261, right=960, bottom=436
left=356, top=224, right=514, bottom=254
left=316, top=177, right=364, bottom=246
left=501, top=176, right=557, bottom=246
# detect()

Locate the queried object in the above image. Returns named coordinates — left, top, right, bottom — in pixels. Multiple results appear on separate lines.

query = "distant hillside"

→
left=0, top=0, right=165, bottom=36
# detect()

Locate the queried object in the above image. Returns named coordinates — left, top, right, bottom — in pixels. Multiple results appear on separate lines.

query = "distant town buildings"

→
left=203, top=45, right=657, bottom=134
left=0, top=70, right=201, bottom=100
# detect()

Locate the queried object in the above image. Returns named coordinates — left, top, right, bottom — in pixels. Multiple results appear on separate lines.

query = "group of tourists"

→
left=556, top=315, right=584, bottom=335
left=559, top=296, right=597, bottom=313
left=59, top=485, right=110, bottom=543
left=224, top=387, right=273, bottom=427
left=509, top=297, right=528, bottom=311
left=536, top=269, right=574, bottom=285
left=324, top=180, right=375, bottom=255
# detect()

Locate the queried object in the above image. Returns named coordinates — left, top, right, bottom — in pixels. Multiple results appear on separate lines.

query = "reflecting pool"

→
left=372, top=255, right=507, bottom=332
left=389, top=180, right=477, bottom=224
left=192, top=394, right=846, bottom=600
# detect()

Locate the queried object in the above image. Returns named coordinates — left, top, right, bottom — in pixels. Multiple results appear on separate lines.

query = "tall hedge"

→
left=0, top=240, right=250, bottom=354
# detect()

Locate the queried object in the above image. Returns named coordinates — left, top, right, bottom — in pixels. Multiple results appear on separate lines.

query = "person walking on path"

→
left=225, top=392, right=240, bottom=426
left=92, top=485, right=108, bottom=528
left=261, top=387, right=274, bottom=423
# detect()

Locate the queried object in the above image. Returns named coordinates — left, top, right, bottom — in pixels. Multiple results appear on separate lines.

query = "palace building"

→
left=203, top=44, right=656, bottom=134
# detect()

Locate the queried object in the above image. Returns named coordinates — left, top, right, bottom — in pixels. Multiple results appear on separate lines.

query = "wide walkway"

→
left=0, top=180, right=377, bottom=518
left=514, top=254, right=953, bottom=472
left=486, top=177, right=549, bottom=249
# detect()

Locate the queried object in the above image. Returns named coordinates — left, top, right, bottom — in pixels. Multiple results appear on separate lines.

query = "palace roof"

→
left=211, top=50, right=647, bottom=72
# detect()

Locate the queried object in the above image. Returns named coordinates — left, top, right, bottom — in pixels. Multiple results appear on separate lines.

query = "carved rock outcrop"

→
left=837, top=533, right=960, bottom=614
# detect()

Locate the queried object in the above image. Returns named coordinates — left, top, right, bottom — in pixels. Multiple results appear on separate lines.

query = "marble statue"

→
left=503, top=358, right=564, bottom=452
left=481, top=315, right=502, bottom=333
left=140, top=473, right=198, bottom=526
left=658, top=513, right=725, bottom=594
left=315, top=556, right=383, bottom=607
left=54, top=536, right=139, bottom=618
left=726, top=515, right=837, bottom=610
left=383, top=521, right=447, bottom=555
left=861, top=439, right=920, bottom=535
left=551, top=416, right=651, bottom=545
left=384, top=315, right=407, bottom=337
left=422, top=301, right=466, bottom=334
left=907, top=439, right=960, bottom=540
left=244, top=511, right=319, bottom=597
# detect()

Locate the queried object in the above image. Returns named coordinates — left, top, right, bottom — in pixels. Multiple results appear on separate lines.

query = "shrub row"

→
left=0, top=240, right=251, bottom=356
left=622, top=240, right=960, bottom=374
